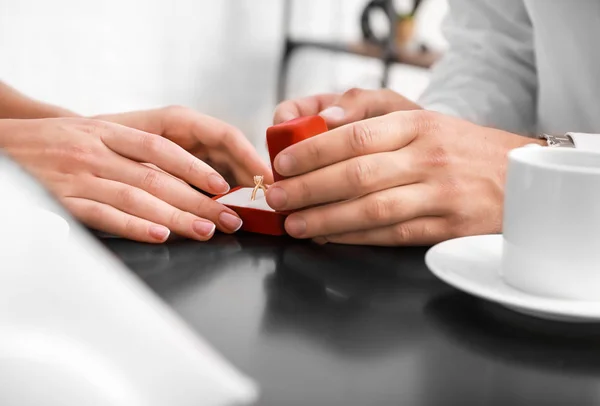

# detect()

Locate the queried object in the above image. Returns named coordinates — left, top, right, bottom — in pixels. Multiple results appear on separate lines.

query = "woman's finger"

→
left=283, top=183, right=440, bottom=238
left=98, top=156, right=243, bottom=233
left=161, top=108, right=273, bottom=187
left=63, top=197, right=171, bottom=244
left=73, top=178, right=218, bottom=241
left=98, top=122, right=231, bottom=195
left=141, top=163, right=187, bottom=185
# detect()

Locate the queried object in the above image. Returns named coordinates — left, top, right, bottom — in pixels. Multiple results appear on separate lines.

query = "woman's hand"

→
left=0, top=117, right=246, bottom=243
left=95, top=106, right=273, bottom=186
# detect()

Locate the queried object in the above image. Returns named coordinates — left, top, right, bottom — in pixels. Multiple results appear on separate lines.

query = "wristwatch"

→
left=539, top=133, right=575, bottom=148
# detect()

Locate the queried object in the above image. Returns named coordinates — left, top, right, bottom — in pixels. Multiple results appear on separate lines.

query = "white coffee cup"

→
left=502, top=146, right=600, bottom=301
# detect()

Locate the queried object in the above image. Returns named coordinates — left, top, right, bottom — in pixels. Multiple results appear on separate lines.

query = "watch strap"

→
left=539, top=133, right=575, bottom=148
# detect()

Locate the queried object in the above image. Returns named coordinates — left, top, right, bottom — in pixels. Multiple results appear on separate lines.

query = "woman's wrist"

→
left=0, top=82, right=80, bottom=119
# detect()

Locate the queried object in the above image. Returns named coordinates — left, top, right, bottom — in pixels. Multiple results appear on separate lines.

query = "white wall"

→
left=0, top=0, right=446, bottom=158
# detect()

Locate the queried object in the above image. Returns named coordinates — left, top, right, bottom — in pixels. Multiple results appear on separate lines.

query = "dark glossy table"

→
left=103, top=233, right=600, bottom=406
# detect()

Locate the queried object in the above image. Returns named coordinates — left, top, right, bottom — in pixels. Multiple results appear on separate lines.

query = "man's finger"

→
left=283, top=183, right=439, bottom=238
left=313, top=216, right=451, bottom=247
left=99, top=121, right=231, bottom=195
left=267, top=148, right=420, bottom=211
left=273, top=93, right=339, bottom=124
left=99, top=157, right=243, bottom=234
left=64, top=197, right=171, bottom=244
left=96, top=107, right=271, bottom=187
left=273, top=111, right=426, bottom=177
left=319, top=88, right=421, bottom=129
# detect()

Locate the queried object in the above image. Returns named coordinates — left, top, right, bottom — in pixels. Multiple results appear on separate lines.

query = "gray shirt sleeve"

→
left=418, top=0, right=537, bottom=135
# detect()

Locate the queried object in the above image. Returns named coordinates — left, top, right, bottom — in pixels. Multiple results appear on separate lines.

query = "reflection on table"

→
left=104, top=233, right=600, bottom=406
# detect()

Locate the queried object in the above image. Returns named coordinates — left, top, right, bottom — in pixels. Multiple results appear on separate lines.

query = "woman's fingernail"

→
left=149, top=225, right=170, bottom=242
left=208, top=174, right=230, bottom=194
left=286, top=215, right=307, bottom=237
left=219, top=211, right=243, bottom=232
left=267, top=187, right=288, bottom=209
left=276, top=153, right=296, bottom=174
left=193, top=220, right=216, bottom=237
left=319, top=106, right=345, bottom=121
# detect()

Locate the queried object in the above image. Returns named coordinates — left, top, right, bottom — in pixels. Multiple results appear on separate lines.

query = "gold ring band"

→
left=251, top=175, right=268, bottom=201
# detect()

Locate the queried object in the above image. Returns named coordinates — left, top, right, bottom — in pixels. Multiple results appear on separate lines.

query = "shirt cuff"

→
left=567, top=133, right=600, bottom=152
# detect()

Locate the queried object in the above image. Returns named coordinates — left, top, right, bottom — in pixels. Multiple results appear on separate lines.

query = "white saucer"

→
left=425, top=234, right=600, bottom=323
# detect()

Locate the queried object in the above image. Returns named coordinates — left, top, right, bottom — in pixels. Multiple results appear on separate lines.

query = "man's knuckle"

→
left=365, top=195, right=392, bottom=222
left=393, top=223, right=413, bottom=243
left=274, top=102, right=290, bottom=116
left=442, top=215, right=465, bottom=240
left=343, top=87, right=364, bottom=100
left=306, top=140, right=322, bottom=163
left=423, top=145, right=450, bottom=168
left=297, top=179, right=313, bottom=201
left=349, top=123, right=374, bottom=155
left=411, top=110, right=441, bottom=135
left=433, top=176, right=457, bottom=201
left=346, top=158, right=373, bottom=190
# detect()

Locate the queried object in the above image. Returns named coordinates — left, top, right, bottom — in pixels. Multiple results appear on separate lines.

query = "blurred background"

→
left=0, top=0, right=447, bottom=158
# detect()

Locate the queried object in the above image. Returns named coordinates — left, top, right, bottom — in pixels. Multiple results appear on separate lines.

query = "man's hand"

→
left=274, top=88, right=421, bottom=129
left=265, top=110, right=545, bottom=246
left=94, top=106, right=273, bottom=186
left=0, top=117, right=247, bottom=243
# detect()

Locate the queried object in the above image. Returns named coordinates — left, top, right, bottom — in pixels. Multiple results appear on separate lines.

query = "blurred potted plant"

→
left=360, top=0, right=423, bottom=48
left=395, top=0, right=421, bottom=47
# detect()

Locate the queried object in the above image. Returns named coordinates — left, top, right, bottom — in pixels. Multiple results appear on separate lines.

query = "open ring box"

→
left=212, top=116, right=328, bottom=236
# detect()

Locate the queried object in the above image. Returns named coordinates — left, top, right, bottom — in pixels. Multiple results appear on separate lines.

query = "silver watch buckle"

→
left=542, top=133, right=575, bottom=148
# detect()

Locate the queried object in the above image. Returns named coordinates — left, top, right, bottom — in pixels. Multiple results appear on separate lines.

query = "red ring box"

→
left=213, top=116, right=328, bottom=236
